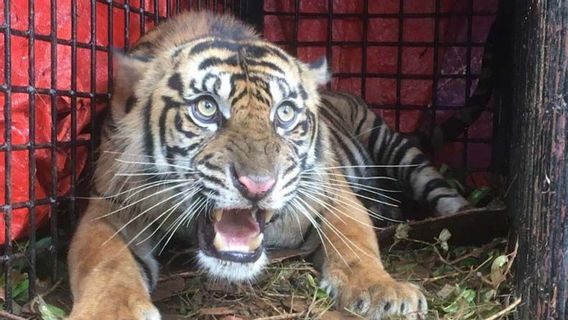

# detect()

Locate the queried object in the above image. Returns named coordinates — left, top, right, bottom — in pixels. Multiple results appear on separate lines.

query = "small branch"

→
left=484, top=297, right=522, bottom=320
left=0, top=310, right=27, bottom=320
left=254, top=312, right=305, bottom=320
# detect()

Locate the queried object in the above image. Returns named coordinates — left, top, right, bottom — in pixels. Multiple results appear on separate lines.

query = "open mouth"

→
left=198, top=208, right=274, bottom=263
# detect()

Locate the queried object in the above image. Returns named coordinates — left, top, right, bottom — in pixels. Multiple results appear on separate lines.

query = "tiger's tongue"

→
left=213, top=209, right=261, bottom=251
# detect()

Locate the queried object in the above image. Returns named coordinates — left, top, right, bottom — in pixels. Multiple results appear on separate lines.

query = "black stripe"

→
left=174, top=112, right=198, bottom=139
left=143, top=96, right=155, bottom=161
left=421, top=178, right=450, bottom=200
left=200, top=185, right=220, bottom=197
left=167, top=72, right=184, bottom=95
left=367, top=118, right=383, bottom=152
left=203, top=161, right=223, bottom=172
left=200, top=153, right=215, bottom=163
left=133, top=254, right=156, bottom=291
left=313, top=135, right=323, bottom=163
left=190, top=39, right=241, bottom=56
left=407, top=153, right=430, bottom=178
left=125, top=96, right=137, bottom=114
left=390, top=140, right=412, bottom=172
left=281, top=175, right=299, bottom=191
left=243, top=59, right=285, bottom=74
left=198, top=56, right=239, bottom=70
left=321, top=106, right=369, bottom=167
left=283, top=163, right=297, bottom=176
left=201, top=73, right=221, bottom=93
left=167, top=145, right=189, bottom=157
left=203, top=174, right=225, bottom=187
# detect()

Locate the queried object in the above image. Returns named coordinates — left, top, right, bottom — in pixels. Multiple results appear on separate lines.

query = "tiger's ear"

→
left=113, top=53, right=151, bottom=97
left=307, top=56, right=330, bottom=86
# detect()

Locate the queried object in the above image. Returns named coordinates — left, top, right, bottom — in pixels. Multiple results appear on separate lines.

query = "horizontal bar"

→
left=263, top=11, right=497, bottom=19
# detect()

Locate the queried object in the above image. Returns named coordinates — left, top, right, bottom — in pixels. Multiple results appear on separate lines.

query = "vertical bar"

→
left=3, top=0, right=13, bottom=312
left=141, top=0, right=146, bottom=35
left=360, top=0, right=369, bottom=101
left=49, top=0, right=59, bottom=284
left=463, top=0, right=474, bottom=168
left=70, top=0, right=78, bottom=229
left=430, top=0, right=441, bottom=157
left=326, top=0, right=333, bottom=91
left=154, top=0, right=160, bottom=23
left=395, top=0, right=404, bottom=132
left=241, top=0, right=263, bottom=32
left=124, top=1, right=131, bottom=51
left=27, top=0, right=37, bottom=298
left=108, top=1, right=114, bottom=108
left=90, top=0, right=97, bottom=164
left=292, top=0, right=299, bottom=56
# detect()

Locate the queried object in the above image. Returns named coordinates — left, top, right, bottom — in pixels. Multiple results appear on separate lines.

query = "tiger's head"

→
left=105, top=12, right=330, bottom=282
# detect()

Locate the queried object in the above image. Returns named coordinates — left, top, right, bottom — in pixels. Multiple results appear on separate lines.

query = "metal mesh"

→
left=0, top=0, right=499, bottom=311
left=0, top=0, right=259, bottom=311
left=263, top=0, right=497, bottom=173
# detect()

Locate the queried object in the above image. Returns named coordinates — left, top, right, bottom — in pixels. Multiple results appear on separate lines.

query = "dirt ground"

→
left=2, top=222, right=519, bottom=320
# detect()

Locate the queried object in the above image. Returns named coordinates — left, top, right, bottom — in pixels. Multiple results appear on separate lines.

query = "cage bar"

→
left=0, top=0, right=501, bottom=312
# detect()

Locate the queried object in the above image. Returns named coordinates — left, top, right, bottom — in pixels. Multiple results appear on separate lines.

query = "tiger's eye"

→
left=275, top=103, right=296, bottom=126
left=194, top=97, right=218, bottom=121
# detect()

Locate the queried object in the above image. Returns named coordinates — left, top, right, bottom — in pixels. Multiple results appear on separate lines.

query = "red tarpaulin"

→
left=0, top=0, right=497, bottom=243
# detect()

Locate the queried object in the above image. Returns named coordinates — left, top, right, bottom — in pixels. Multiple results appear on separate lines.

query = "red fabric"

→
left=264, top=0, right=497, bottom=171
left=0, top=0, right=497, bottom=243
left=0, top=0, right=171, bottom=244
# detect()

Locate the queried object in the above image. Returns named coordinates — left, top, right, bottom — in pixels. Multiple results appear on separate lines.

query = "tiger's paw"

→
left=320, top=265, right=427, bottom=320
left=69, top=293, right=161, bottom=320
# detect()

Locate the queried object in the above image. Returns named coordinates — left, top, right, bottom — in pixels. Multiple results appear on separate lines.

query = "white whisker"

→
left=103, top=185, right=197, bottom=246
left=300, top=180, right=400, bottom=207
left=93, top=181, right=193, bottom=220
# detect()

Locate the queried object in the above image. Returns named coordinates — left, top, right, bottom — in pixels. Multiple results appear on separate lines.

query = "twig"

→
left=254, top=312, right=305, bottom=320
left=483, top=297, right=522, bottom=320
left=0, top=310, right=27, bottom=320
left=40, top=278, right=63, bottom=298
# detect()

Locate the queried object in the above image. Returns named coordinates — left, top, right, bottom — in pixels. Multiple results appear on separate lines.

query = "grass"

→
left=0, top=168, right=516, bottom=319
left=0, top=225, right=519, bottom=320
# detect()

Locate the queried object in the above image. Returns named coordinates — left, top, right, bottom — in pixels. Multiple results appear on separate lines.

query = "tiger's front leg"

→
left=317, top=174, right=427, bottom=320
left=68, top=200, right=160, bottom=320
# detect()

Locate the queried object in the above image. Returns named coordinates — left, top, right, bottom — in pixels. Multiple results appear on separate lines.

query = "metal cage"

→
left=0, top=0, right=502, bottom=312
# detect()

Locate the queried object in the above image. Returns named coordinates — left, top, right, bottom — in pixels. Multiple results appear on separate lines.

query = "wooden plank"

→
left=509, top=0, right=568, bottom=318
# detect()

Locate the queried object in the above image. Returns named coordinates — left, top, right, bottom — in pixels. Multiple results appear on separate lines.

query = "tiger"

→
left=68, top=11, right=469, bottom=320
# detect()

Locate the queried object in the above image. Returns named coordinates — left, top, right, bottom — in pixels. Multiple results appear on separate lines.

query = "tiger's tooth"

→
left=213, top=209, right=223, bottom=222
left=264, top=210, right=274, bottom=222
left=213, top=233, right=225, bottom=251
left=247, top=233, right=264, bottom=251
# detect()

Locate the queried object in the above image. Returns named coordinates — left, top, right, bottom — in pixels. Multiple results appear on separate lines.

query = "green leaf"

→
left=35, top=237, right=52, bottom=251
left=395, top=223, right=410, bottom=240
left=39, top=303, right=66, bottom=320
left=467, top=186, right=492, bottom=206
left=490, top=255, right=509, bottom=285
left=461, top=289, right=476, bottom=303
left=306, top=274, right=317, bottom=288
left=12, top=277, right=29, bottom=300
left=315, top=288, right=329, bottom=300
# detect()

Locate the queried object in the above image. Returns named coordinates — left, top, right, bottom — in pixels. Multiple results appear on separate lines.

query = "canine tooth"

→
left=248, top=233, right=264, bottom=251
left=264, top=211, right=274, bottom=222
left=213, top=233, right=225, bottom=251
left=213, top=210, right=223, bottom=222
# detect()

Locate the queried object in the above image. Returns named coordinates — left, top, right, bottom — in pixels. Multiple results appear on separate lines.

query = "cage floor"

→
left=2, top=224, right=518, bottom=320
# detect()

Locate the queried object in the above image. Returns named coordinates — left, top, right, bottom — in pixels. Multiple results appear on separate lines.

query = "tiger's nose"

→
left=231, top=167, right=276, bottom=200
